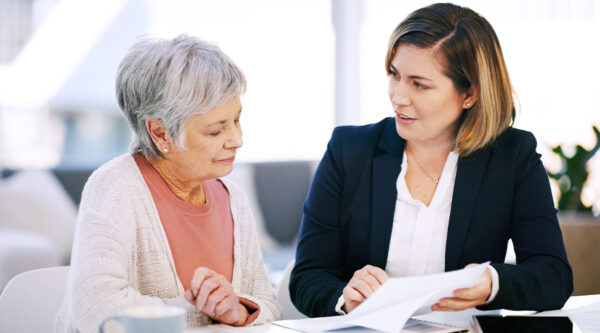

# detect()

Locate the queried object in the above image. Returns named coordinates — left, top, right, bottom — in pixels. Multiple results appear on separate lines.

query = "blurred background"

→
left=1, top=0, right=599, bottom=208
left=0, top=0, right=599, bottom=292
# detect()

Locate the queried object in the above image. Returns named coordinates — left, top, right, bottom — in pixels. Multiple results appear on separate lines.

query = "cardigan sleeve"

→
left=480, top=132, right=573, bottom=311
left=55, top=164, right=205, bottom=333
left=227, top=183, right=282, bottom=325
left=60, top=210, right=201, bottom=333
left=289, top=128, right=349, bottom=317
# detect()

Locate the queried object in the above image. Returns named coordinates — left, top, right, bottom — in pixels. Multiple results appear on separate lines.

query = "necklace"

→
left=407, top=151, right=440, bottom=184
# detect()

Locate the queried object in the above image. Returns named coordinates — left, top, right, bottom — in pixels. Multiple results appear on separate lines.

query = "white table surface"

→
left=185, top=294, right=600, bottom=332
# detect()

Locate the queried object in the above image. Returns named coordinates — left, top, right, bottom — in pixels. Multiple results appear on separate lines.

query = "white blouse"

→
left=385, top=151, right=458, bottom=276
left=335, top=151, right=498, bottom=314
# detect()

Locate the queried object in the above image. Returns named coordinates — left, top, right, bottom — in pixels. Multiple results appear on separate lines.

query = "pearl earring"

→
left=466, top=102, right=471, bottom=107
left=163, top=148, right=168, bottom=153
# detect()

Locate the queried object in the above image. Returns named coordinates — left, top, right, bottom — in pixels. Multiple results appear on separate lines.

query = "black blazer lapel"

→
left=445, top=149, right=490, bottom=271
left=369, top=120, right=405, bottom=268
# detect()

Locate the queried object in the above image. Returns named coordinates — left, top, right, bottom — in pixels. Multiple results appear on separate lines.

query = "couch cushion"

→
left=225, top=164, right=279, bottom=252
left=0, top=229, right=62, bottom=289
left=253, top=161, right=313, bottom=244
left=0, top=170, right=77, bottom=262
left=51, top=168, right=94, bottom=205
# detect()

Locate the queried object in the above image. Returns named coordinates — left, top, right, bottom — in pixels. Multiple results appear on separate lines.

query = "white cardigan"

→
left=55, top=155, right=281, bottom=332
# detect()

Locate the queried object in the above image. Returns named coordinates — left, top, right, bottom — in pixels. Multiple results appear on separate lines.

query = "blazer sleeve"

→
left=480, top=132, right=573, bottom=311
left=289, top=128, right=349, bottom=317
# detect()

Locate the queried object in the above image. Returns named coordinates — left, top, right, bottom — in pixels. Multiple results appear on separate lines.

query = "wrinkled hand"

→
left=184, top=267, right=248, bottom=326
left=342, top=265, right=389, bottom=313
left=432, top=263, right=492, bottom=311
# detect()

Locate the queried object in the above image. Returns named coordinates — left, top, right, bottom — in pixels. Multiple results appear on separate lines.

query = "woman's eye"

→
left=208, top=131, right=221, bottom=137
left=413, top=81, right=427, bottom=89
left=389, top=71, right=400, bottom=79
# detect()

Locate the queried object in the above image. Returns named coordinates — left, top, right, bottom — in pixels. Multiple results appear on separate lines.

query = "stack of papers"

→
left=274, top=264, right=489, bottom=333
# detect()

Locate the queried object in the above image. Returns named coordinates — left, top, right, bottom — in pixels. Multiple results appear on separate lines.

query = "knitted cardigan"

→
left=55, top=154, right=281, bottom=332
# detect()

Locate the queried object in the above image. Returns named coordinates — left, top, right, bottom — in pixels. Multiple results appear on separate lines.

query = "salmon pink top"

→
left=134, top=154, right=259, bottom=324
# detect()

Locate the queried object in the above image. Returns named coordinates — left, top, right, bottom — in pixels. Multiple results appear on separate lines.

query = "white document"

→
left=273, top=316, right=461, bottom=333
left=535, top=295, right=600, bottom=333
left=273, top=263, right=489, bottom=333
left=535, top=294, right=600, bottom=316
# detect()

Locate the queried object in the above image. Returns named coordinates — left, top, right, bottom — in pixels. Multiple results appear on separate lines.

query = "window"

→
left=0, top=0, right=334, bottom=168
left=0, top=0, right=33, bottom=64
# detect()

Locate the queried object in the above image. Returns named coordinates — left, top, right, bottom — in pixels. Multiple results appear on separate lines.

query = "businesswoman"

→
left=290, top=3, right=572, bottom=317
left=55, top=35, right=281, bottom=332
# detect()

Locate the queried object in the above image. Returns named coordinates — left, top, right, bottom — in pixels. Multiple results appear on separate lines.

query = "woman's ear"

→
left=463, top=86, right=478, bottom=109
left=146, top=118, right=171, bottom=153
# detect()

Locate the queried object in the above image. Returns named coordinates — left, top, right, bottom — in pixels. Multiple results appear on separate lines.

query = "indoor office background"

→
left=0, top=0, right=599, bottom=292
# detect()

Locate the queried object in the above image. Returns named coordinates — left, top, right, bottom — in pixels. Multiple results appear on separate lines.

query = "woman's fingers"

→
left=432, top=264, right=492, bottom=312
left=343, top=265, right=390, bottom=313
left=365, top=265, right=389, bottom=285
left=184, top=289, right=196, bottom=305
left=186, top=267, right=246, bottom=324
left=214, top=295, right=235, bottom=316
left=343, top=284, right=366, bottom=302
left=215, top=294, right=242, bottom=319
left=189, top=267, right=216, bottom=299
left=195, top=276, right=222, bottom=311
left=432, top=297, right=482, bottom=311
left=202, top=286, right=228, bottom=317
left=454, top=281, right=489, bottom=300
left=351, top=275, right=377, bottom=298
left=353, top=265, right=389, bottom=296
left=213, top=293, right=246, bottom=325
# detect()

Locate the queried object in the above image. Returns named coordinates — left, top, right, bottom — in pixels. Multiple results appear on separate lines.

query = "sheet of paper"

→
left=273, top=264, right=488, bottom=333
left=200, top=323, right=300, bottom=332
left=411, top=308, right=482, bottom=331
left=273, top=316, right=368, bottom=332
left=535, top=294, right=600, bottom=317
left=349, top=263, right=488, bottom=319
left=273, top=315, right=461, bottom=333
left=535, top=295, right=600, bottom=333
left=403, top=319, right=467, bottom=333
left=345, top=291, right=438, bottom=332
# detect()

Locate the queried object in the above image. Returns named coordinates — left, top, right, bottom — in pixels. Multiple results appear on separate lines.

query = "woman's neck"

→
left=405, top=139, right=454, bottom=163
left=149, top=158, right=206, bottom=206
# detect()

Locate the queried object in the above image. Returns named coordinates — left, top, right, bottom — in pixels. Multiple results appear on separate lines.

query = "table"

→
left=185, top=294, right=600, bottom=332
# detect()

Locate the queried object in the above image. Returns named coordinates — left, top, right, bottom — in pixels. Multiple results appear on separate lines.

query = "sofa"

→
left=0, top=160, right=316, bottom=290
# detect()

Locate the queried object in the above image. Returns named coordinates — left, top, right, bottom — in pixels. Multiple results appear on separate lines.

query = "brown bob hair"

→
left=386, top=3, right=516, bottom=157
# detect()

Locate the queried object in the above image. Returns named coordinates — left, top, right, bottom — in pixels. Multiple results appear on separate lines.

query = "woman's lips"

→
left=395, top=112, right=416, bottom=125
left=219, top=156, right=235, bottom=163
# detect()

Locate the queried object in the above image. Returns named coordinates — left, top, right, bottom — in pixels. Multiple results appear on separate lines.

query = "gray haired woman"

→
left=55, top=35, right=281, bottom=332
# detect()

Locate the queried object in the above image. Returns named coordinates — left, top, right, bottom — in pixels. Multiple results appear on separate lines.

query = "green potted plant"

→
left=548, top=125, right=600, bottom=212
left=546, top=125, right=600, bottom=295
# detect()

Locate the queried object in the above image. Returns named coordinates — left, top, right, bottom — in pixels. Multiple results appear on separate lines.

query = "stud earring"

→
left=163, top=148, right=168, bottom=153
left=466, top=102, right=471, bottom=107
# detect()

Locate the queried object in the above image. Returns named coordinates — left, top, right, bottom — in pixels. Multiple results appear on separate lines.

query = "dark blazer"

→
left=290, top=117, right=573, bottom=317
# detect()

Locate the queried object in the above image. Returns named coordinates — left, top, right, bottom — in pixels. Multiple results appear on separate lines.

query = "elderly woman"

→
left=290, top=3, right=572, bottom=317
left=55, top=35, right=281, bottom=332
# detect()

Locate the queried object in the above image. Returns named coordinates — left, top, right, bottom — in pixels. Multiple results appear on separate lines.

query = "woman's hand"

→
left=184, top=267, right=248, bottom=326
left=432, top=263, right=492, bottom=311
left=342, top=265, right=389, bottom=313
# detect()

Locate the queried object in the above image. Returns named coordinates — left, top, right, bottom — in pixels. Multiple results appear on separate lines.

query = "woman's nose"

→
left=225, top=127, right=243, bottom=149
left=390, top=81, right=411, bottom=106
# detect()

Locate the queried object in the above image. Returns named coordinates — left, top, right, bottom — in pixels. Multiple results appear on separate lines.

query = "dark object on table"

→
left=474, top=315, right=574, bottom=333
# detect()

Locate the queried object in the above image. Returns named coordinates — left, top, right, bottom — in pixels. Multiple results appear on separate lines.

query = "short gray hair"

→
left=116, top=34, right=247, bottom=160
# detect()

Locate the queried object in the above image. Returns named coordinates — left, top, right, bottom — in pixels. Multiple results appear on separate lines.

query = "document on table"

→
left=535, top=295, right=600, bottom=333
left=273, top=263, right=489, bottom=333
